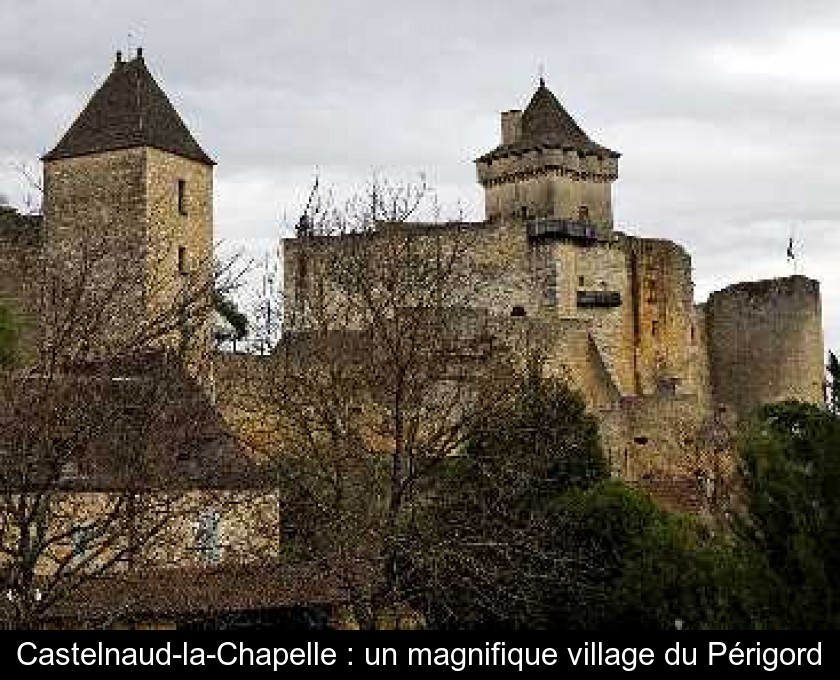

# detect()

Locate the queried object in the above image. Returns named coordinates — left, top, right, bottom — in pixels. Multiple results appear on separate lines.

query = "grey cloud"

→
left=1, top=0, right=838, bottom=350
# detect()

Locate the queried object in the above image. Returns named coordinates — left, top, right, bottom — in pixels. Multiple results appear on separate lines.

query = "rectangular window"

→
left=196, top=508, right=222, bottom=565
left=59, top=461, right=80, bottom=482
left=646, top=278, right=658, bottom=304
left=71, top=525, right=94, bottom=566
left=177, top=179, right=187, bottom=215
left=651, top=320, right=659, bottom=337
left=178, top=245, right=188, bottom=275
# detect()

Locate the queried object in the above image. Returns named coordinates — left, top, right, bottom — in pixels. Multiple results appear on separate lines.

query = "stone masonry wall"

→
left=477, top=150, right=617, bottom=228
left=43, top=149, right=148, bottom=346
left=145, top=147, right=214, bottom=363
left=620, top=235, right=697, bottom=398
left=0, top=208, right=43, bottom=355
left=42, top=148, right=213, bottom=362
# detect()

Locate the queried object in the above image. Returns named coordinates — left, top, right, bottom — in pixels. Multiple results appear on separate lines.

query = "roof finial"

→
left=115, top=50, right=123, bottom=65
left=538, top=62, right=546, bottom=87
left=136, top=46, right=143, bottom=60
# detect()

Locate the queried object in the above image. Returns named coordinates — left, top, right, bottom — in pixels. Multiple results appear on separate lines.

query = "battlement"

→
left=709, top=274, right=820, bottom=303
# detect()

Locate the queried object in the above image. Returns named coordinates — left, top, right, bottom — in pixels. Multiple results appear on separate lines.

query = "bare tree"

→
left=0, top=224, right=250, bottom=629
left=249, top=178, right=520, bottom=627
left=7, top=160, right=43, bottom=216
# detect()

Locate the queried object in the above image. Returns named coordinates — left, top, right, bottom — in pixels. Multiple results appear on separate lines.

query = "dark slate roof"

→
left=476, top=79, right=619, bottom=163
left=42, top=52, right=214, bottom=165
left=0, top=351, right=270, bottom=493
left=0, top=561, right=367, bottom=625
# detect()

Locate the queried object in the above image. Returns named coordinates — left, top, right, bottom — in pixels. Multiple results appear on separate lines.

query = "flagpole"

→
left=787, top=224, right=797, bottom=275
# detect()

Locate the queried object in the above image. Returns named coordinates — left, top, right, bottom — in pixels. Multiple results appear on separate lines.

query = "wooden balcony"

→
left=577, top=290, right=622, bottom=308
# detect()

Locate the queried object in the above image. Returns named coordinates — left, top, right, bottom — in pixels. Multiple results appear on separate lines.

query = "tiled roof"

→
left=476, top=79, right=619, bottom=163
left=0, top=352, right=270, bottom=493
left=0, top=562, right=364, bottom=625
left=43, top=52, right=214, bottom=165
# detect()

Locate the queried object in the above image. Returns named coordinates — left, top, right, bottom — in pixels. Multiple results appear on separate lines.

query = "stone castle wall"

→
left=621, top=235, right=697, bottom=398
left=280, top=216, right=810, bottom=493
left=145, top=147, right=214, bottom=364
left=43, top=149, right=149, bottom=344
left=705, top=275, right=825, bottom=419
left=563, top=237, right=633, bottom=394
left=283, top=219, right=704, bottom=407
left=691, top=303, right=713, bottom=412
left=0, top=208, right=43, bottom=354
left=42, top=148, right=213, bottom=359
left=476, top=150, right=617, bottom=227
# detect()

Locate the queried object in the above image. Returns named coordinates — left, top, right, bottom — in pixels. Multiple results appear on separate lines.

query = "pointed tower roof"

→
left=477, top=79, right=618, bottom=162
left=43, top=50, right=214, bottom=165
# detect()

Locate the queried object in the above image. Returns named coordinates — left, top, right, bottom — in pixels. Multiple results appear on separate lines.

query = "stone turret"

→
left=475, top=79, right=619, bottom=229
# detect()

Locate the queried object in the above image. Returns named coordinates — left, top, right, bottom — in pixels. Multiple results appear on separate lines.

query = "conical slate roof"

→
left=477, top=79, right=618, bottom=162
left=43, top=52, right=214, bottom=165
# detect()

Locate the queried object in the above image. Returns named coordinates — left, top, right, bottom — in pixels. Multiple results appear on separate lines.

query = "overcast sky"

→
left=1, top=0, right=837, bottom=352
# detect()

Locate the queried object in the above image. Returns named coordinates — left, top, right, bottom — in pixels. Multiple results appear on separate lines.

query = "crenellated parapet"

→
left=476, top=149, right=618, bottom=188
left=474, top=79, right=619, bottom=228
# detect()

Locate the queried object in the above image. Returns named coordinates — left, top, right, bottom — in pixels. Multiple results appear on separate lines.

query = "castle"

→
left=1, top=53, right=828, bottom=500
left=283, top=77, right=826, bottom=494
left=0, top=48, right=830, bottom=628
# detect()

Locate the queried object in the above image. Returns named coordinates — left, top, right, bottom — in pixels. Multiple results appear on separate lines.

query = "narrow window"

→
left=578, top=205, right=589, bottom=222
left=177, top=179, right=187, bottom=215
left=71, top=525, right=94, bottom=566
left=578, top=275, right=585, bottom=287
left=178, top=245, right=188, bottom=275
left=282, top=519, right=298, bottom=542
left=59, top=461, right=79, bottom=482
left=646, top=278, right=658, bottom=304
left=196, top=508, right=222, bottom=565
left=651, top=319, right=659, bottom=337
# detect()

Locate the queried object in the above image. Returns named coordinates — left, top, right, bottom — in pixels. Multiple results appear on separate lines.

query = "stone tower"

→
left=41, top=49, right=215, bottom=360
left=474, top=79, right=619, bottom=229
left=704, top=276, right=825, bottom=419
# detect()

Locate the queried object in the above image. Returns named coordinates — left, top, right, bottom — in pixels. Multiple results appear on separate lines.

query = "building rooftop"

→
left=476, top=79, right=619, bottom=163
left=42, top=50, right=214, bottom=165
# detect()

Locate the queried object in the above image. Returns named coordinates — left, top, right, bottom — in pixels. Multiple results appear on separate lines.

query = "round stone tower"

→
left=705, top=275, right=825, bottom=418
